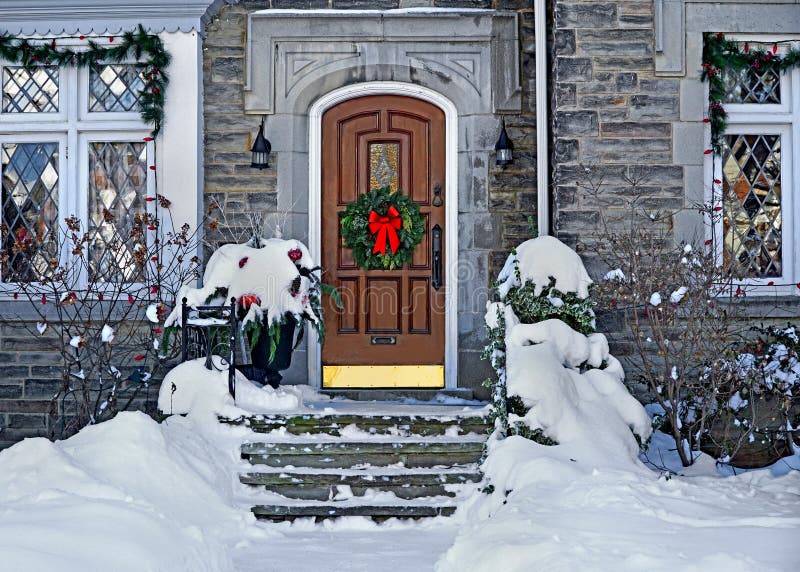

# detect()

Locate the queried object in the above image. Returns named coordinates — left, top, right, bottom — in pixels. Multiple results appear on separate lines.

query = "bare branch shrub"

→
left=578, top=167, right=745, bottom=467
left=0, top=197, right=200, bottom=438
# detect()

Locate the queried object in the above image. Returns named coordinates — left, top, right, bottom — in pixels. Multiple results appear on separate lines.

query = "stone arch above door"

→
left=243, top=9, right=522, bottom=117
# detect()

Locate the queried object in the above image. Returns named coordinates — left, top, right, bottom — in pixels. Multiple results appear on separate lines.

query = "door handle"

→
left=432, top=224, right=442, bottom=290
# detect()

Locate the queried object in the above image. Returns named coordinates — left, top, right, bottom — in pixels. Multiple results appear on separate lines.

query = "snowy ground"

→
left=233, top=520, right=458, bottom=572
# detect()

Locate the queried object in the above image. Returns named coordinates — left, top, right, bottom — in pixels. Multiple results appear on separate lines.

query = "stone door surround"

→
left=243, top=8, right=522, bottom=117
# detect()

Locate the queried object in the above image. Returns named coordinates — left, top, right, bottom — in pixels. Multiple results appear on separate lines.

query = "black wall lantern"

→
left=250, top=116, right=272, bottom=169
left=495, top=118, right=514, bottom=167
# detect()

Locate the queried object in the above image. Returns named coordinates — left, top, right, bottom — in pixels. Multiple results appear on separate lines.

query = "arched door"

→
left=320, top=95, right=446, bottom=388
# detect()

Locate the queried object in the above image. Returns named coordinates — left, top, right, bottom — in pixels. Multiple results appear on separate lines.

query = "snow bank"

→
left=439, top=433, right=800, bottom=572
left=157, top=357, right=312, bottom=417
left=0, top=412, right=252, bottom=572
left=165, top=238, right=319, bottom=329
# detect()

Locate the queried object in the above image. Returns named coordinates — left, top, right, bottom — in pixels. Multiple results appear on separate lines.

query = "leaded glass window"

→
left=88, top=142, right=147, bottom=282
left=369, top=143, right=400, bottom=192
left=722, top=67, right=781, bottom=104
left=89, top=64, right=144, bottom=113
left=2, top=66, right=59, bottom=113
left=722, top=134, right=782, bottom=278
left=1, top=142, right=60, bottom=281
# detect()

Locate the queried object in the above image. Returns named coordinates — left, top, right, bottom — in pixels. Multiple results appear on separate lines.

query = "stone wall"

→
left=202, top=0, right=541, bottom=393
left=550, top=0, right=682, bottom=269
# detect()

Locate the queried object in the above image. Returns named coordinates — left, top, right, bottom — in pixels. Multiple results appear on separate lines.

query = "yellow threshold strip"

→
left=322, top=365, right=444, bottom=389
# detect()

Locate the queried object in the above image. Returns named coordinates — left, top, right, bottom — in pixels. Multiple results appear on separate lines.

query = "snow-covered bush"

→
left=0, top=199, right=200, bottom=438
left=700, top=325, right=800, bottom=466
left=483, top=236, right=650, bottom=448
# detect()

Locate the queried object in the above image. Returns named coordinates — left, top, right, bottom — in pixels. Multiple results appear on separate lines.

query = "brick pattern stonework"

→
left=551, top=1, right=682, bottom=266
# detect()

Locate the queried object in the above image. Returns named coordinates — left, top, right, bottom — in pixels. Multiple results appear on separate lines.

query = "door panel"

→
left=321, top=95, right=446, bottom=384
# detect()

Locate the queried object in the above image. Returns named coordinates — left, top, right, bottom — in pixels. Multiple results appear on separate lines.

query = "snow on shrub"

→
left=483, top=235, right=648, bottom=448
left=699, top=325, right=800, bottom=466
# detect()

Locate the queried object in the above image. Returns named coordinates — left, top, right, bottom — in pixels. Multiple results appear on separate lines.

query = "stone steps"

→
left=241, top=440, right=484, bottom=468
left=225, top=413, right=492, bottom=437
left=240, top=469, right=482, bottom=501
left=250, top=503, right=457, bottom=522
left=227, top=407, right=491, bottom=521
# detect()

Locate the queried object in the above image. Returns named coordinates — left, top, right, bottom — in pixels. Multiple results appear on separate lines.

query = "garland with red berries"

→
left=0, top=25, right=170, bottom=136
left=702, top=33, right=800, bottom=154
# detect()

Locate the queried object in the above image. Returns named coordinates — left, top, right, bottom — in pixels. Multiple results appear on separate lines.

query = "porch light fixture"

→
left=250, top=116, right=272, bottom=169
left=495, top=118, right=514, bottom=167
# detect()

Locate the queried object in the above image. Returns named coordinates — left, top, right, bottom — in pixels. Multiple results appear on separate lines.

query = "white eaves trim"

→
left=0, top=0, right=233, bottom=36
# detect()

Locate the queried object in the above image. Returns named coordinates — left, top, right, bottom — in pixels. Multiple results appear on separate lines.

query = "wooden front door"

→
left=321, top=95, right=446, bottom=388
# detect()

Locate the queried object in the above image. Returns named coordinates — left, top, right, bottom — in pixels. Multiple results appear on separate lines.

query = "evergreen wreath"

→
left=340, top=186, right=425, bottom=270
left=0, top=25, right=170, bottom=136
left=702, top=33, right=800, bottom=154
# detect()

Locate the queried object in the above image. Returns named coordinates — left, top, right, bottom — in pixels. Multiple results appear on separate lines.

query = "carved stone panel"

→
left=244, top=9, right=521, bottom=115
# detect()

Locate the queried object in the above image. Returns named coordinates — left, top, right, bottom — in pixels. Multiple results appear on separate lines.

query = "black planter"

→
left=246, top=316, right=296, bottom=389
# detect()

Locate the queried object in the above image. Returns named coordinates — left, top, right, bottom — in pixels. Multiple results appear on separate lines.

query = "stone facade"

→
left=550, top=1, right=683, bottom=263
left=202, top=1, right=540, bottom=393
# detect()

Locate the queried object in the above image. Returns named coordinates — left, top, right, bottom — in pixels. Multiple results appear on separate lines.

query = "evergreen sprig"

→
left=702, top=33, right=800, bottom=154
left=0, top=25, right=170, bottom=135
left=340, top=186, right=425, bottom=270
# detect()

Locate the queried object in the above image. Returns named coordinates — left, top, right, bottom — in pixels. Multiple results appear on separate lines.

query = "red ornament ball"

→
left=239, top=294, right=261, bottom=311
left=288, top=248, right=302, bottom=262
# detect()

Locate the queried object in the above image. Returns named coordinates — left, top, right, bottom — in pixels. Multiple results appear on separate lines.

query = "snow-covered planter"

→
left=163, top=238, right=336, bottom=387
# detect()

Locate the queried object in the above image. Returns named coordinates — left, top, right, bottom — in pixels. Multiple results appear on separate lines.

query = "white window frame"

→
left=0, top=42, right=153, bottom=295
left=706, top=36, right=800, bottom=296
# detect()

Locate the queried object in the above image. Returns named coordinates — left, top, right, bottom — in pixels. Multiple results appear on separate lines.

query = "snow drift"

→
left=157, top=356, right=310, bottom=417
left=0, top=412, right=252, bottom=572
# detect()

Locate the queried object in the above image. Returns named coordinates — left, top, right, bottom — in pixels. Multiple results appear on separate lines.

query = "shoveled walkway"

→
left=232, top=519, right=458, bottom=572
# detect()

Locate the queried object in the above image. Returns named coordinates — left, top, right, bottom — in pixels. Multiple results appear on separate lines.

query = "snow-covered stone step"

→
left=250, top=503, right=458, bottom=521
left=223, top=413, right=492, bottom=437
left=240, top=469, right=482, bottom=501
left=241, top=440, right=484, bottom=469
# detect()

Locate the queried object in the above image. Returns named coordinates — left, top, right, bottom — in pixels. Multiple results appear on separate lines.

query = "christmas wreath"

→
left=340, top=186, right=425, bottom=270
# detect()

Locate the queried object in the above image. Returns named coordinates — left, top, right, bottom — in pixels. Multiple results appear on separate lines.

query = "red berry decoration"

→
left=109, top=36, right=114, bottom=43
left=239, top=256, right=249, bottom=268
left=767, top=281, right=775, bottom=286
left=744, top=43, right=749, bottom=53
left=128, top=294, right=135, bottom=304
left=134, top=355, right=145, bottom=361
left=239, top=294, right=261, bottom=311
left=13, top=292, right=18, bottom=300
left=288, top=248, right=303, bottom=262
left=98, top=293, right=104, bottom=301
left=150, top=286, right=158, bottom=294
left=41, top=295, right=46, bottom=305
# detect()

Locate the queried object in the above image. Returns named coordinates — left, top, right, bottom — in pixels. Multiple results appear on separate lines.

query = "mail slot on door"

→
left=371, top=336, right=397, bottom=345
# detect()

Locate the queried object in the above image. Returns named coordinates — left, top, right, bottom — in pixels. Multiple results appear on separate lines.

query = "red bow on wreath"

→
left=368, top=207, right=402, bottom=255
